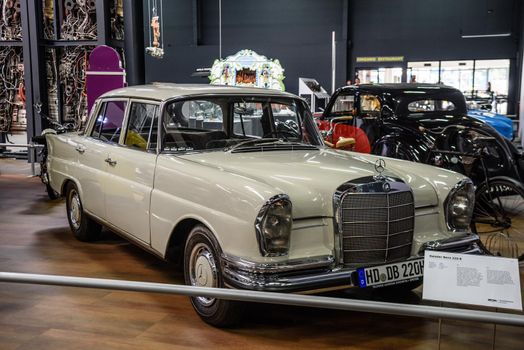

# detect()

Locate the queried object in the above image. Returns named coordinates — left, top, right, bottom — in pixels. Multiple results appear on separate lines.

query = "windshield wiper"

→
left=225, top=138, right=281, bottom=152
left=227, top=138, right=318, bottom=153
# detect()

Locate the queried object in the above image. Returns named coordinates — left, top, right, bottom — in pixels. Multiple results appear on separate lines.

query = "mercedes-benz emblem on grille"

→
left=374, top=158, right=386, bottom=175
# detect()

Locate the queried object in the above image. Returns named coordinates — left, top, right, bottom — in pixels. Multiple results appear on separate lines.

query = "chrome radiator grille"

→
left=339, top=185, right=415, bottom=266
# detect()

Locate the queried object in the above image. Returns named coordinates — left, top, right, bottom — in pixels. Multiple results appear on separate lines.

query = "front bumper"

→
left=221, top=234, right=485, bottom=292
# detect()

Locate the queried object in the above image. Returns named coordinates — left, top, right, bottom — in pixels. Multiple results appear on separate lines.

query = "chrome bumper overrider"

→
left=221, top=234, right=485, bottom=292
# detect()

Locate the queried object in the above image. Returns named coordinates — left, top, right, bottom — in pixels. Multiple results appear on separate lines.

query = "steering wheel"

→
left=262, top=130, right=298, bottom=140
left=284, top=120, right=299, bottom=133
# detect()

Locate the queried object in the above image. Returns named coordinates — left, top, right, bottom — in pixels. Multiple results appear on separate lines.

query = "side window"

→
left=124, top=102, right=159, bottom=151
left=91, top=100, right=127, bottom=142
left=360, top=95, right=381, bottom=113
left=407, top=99, right=456, bottom=112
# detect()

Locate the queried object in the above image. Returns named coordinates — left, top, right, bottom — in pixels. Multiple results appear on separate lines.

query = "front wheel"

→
left=472, top=177, right=524, bottom=260
left=184, top=225, right=244, bottom=327
left=65, top=182, right=101, bottom=242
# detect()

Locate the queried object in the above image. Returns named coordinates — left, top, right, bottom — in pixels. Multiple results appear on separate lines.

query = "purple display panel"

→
left=86, top=45, right=126, bottom=114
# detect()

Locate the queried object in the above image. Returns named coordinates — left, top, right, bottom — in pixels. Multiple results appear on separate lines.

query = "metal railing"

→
left=1, top=271, right=523, bottom=327
left=0, top=143, right=43, bottom=175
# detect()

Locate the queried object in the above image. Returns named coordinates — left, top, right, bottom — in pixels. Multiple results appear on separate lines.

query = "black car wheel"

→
left=184, top=225, right=244, bottom=327
left=45, top=183, right=60, bottom=200
left=473, top=178, right=524, bottom=260
left=65, top=182, right=101, bottom=242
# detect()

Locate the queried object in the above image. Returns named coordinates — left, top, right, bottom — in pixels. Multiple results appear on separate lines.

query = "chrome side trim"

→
left=222, top=266, right=353, bottom=292
left=221, top=236, right=484, bottom=292
left=292, top=222, right=329, bottom=231
left=84, top=209, right=165, bottom=260
left=415, top=210, right=437, bottom=217
left=418, top=234, right=486, bottom=254
left=221, top=254, right=334, bottom=274
left=414, top=204, right=437, bottom=210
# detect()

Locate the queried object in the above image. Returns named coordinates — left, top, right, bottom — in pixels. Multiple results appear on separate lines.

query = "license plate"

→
left=356, top=258, right=424, bottom=288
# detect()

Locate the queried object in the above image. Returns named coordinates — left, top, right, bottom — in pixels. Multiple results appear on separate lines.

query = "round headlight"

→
left=445, top=179, right=475, bottom=231
left=255, top=195, right=292, bottom=257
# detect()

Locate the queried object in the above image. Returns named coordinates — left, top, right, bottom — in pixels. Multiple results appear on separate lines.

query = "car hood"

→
left=468, top=109, right=513, bottom=125
left=177, top=148, right=458, bottom=219
left=467, top=110, right=513, bottom=140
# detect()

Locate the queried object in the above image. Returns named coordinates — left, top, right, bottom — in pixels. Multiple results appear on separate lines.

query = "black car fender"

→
left=372, top=124, right=431, bottom=162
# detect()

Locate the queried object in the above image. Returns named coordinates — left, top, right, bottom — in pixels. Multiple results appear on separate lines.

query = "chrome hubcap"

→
left=69, top=190, right=81, bottom=230
left=189, top=242, right=218, bottom=306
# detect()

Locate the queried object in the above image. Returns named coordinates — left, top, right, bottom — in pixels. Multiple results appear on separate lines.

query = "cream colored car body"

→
left=46, top=83, right=481, bottom=291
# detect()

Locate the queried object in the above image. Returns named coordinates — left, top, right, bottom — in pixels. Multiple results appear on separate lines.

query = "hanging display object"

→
left=209, top=49, right=285, bottom=91
left=145, top=0, right=164, bottom=58
left=0, top=47, right=25, bottom=133
left=60, top=0, right=97, bottom=40
left=0, top=0, right=22, bottom=40
left=110, top=0, right=124, bottom=40
left=59, top=46, right=94, bottom=124
left=42, top=0, right=54, bottom=39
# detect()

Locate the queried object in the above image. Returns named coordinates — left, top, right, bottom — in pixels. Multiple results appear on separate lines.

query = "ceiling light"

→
left=461, top=33, right=511, bottom=39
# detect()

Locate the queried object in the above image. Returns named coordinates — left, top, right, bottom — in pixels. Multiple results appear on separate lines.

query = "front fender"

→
left=373, top=125, right=431, bottom=162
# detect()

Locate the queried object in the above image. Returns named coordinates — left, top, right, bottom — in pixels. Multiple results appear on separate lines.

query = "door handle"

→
left=75, top=145, right=86, bottom=154
left=104, top=157, right=117, bottom=166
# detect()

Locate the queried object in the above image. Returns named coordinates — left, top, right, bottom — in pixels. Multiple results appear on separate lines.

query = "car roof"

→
left=100, top=83, right=298, bottom=101
left=331, top=83, right=468, bottom=114
left=341, top=83, right=460, bottom=96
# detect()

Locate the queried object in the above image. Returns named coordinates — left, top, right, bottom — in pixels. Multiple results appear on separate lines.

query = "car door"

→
left=104, top=100, right=159, bottom=244
left=76, top=99, right=127, bottom=219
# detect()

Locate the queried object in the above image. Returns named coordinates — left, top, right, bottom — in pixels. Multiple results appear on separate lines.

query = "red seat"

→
left=332, top=124, right=371, bottom=153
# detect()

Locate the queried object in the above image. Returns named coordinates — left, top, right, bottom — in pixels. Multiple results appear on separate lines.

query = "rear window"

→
left=407, top=99, right=456, bottom=112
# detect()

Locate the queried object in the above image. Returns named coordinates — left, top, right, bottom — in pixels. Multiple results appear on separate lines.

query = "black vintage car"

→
left=318, top=83, right=524, bottom=185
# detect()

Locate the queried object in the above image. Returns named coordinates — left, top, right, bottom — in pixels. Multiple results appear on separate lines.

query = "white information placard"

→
left=423, top=251, right=522, bottom=311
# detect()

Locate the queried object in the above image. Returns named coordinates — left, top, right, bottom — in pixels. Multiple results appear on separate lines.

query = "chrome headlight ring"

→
left=254, top=194, right=293, bottom=257
left=444, top=179, right=475, bottom=232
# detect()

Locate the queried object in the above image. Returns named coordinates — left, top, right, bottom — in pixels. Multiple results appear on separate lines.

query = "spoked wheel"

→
left=472, top=178, right=524, bottom=260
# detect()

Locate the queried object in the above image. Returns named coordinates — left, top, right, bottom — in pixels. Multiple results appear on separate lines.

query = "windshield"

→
left=161, top=96, right=323, bottom=152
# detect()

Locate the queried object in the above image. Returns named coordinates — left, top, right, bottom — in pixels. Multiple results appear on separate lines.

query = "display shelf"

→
left=41, top=39, right=98, bottom=47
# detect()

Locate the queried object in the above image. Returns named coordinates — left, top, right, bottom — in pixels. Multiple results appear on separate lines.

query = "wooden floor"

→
left=0, top=159, right=523, bottom=349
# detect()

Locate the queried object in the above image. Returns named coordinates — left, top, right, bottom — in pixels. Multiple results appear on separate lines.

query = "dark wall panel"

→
left=350, top=0, right=519, bottom=64
left=143, top=0, right=521, bottom=97
left=143, top=0, right=347, bottom=94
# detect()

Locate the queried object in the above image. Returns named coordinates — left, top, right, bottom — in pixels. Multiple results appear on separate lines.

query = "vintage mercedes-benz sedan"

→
left=46, top=83, right=484, bottom=326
